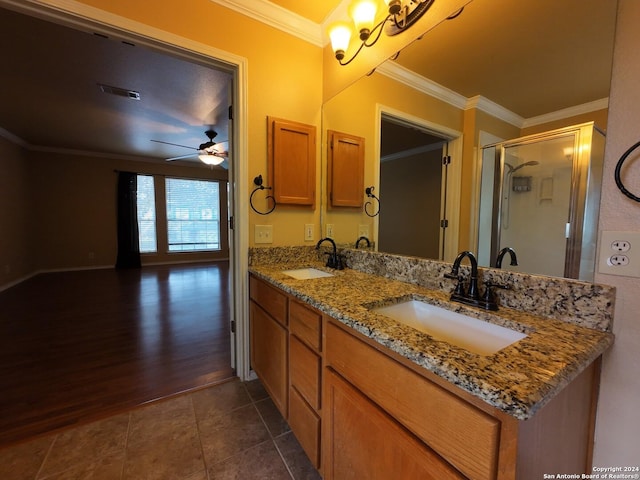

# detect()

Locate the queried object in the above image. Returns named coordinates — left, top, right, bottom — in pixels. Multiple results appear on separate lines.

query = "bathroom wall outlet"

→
left=255, top=225, right=273, bottom=244
left=608, top=255, right=629, bottom=266
left=358, top=224, right=369, bottom=238
left=304, top=224, right=314, bottom=241
left=598, top=231, right=640, bottom=278
left=326, top=224, right=334, bottom=238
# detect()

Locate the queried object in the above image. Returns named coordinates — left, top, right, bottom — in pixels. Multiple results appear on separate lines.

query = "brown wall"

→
left=0, top=137, right=33, bottom=286
left=379, top=150, right=442, bottom=258
left=0, top=142, right=229, bottom=289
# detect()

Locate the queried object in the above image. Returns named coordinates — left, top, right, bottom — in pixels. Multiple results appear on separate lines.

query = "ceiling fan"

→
left=151, top=129, right=229, bottom=167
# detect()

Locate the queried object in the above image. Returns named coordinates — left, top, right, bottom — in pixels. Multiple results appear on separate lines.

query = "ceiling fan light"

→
left=199, top=154, right=224, bottom=165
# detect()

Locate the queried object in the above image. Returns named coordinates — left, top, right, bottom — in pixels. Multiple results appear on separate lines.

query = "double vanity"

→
left=248, top=246, right=615, bottom=479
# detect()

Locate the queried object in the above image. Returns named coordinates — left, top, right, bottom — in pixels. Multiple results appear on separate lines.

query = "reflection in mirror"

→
left=378, top=116, right=446, bottom=259
left=321, top=0, right=617, bottom=279
left=477, top=123, right=605, bottom=282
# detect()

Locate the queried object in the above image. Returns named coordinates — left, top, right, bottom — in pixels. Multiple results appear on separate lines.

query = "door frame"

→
left=375, top=104, right=462, bottom=262
left=1, top=0, right=251, bottom=379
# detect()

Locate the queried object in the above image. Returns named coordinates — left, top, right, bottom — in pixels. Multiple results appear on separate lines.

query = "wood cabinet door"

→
left=328, top=130, right=365, bottom=208
left=323, top=369, right=465, bottom=480
left=249, top=301, right=288, bottom=416
left=267, top=116, right=316, bottom=206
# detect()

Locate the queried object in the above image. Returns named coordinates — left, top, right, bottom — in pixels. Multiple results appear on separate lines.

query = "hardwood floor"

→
left=0, top=262, right=234, bottom=447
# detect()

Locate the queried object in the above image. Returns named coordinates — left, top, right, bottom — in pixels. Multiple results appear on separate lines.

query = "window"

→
left=166, top=178, right=220, bottom=252
left=137, top=175, right=157, bottom=253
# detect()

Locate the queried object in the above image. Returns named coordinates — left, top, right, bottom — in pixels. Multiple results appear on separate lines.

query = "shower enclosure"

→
left=477, top=122, right=605, bottom=281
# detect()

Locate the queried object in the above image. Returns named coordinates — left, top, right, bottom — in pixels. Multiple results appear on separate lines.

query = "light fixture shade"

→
left=199, top=154, right=224, bottom=165
left=349, top=0, right=378, bottom=40
left=382, top=0, right=402, bottom=15
left=328, top=21, right=352, bottom=59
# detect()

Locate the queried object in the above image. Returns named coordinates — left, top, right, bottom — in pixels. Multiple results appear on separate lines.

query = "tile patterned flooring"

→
left=0, top=379, right=322, bottom=480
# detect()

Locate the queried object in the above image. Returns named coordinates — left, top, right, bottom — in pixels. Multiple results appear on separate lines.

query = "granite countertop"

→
left=249, top=261, right=614, bottom=421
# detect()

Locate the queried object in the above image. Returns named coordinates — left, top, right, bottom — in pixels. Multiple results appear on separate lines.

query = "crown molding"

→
left=522, top=98, right=609, bottom=128
left=377, top=61, right=608, bottom=129
left=209, top=0, right=324, bottom=46
left=0, top=127, right=29, bottom=147
left=376, top=61, right=468, bottom=110
left=466, top=95, right=524, bottom=127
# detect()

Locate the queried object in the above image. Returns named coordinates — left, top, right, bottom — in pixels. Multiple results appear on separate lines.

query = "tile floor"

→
left=0, top=379, right=322, bottom=480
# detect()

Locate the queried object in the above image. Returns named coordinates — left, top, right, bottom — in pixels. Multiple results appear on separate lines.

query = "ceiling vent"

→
left=98, top=83, right=140, bottom=100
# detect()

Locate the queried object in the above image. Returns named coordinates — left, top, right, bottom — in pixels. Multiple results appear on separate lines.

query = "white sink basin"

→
left=372, top=300, right=526, bottom=356
left=282, top=268, right=334, bottom=280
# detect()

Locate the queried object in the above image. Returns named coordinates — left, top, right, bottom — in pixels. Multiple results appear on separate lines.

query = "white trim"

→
left=381, top=142, right=445, bottom=163
left=522, top=98, right=609, bottom=128
left=0, top=127, right=28, bottom=147
left=209, top=0, right=323, bottom=46
left=377, top=61, right=609, bottom=129
left=465, top=95, right=524, bottom=128
left=377, top=61, right=468, bottom=110
left=2, top=0, right=252, bottom=381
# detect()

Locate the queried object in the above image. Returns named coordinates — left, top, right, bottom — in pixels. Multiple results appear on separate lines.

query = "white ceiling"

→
left=0, top=6, right=233, bottom=165
left=0, top=0, right=618, bottom=163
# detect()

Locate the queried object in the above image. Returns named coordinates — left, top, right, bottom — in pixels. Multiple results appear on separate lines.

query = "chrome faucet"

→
left=355, top=236, right=371, bottom=249
left=496, top=247, right=518, bottom=268
left=316, top=237, right=344, bottom=270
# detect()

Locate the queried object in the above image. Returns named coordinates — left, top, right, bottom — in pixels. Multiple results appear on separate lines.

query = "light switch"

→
left=255, top=225, right=273, bottom=244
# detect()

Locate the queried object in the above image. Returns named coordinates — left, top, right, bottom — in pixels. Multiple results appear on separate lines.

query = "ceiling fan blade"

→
left=166, top=153, right=197, bottom=161
left=151, top=139, right=197, bottom=150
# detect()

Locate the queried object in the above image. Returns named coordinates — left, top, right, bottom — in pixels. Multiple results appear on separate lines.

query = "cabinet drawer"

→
left=290, top=334, right=321, bottom=410
left=249, top=275, right=287, bottom=326
left=289, top=386, right=321, bottom=469
left=325, top=321, right=500, bottom=480
left=290, top=300, right=322, bottom=351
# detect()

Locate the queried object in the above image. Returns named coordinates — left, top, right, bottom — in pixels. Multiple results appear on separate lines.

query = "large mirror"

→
left=320, top=0, right=617, bottom=280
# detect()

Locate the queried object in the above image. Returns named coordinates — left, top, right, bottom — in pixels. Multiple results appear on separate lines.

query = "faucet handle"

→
left=324, top=252, right=336, bottom=269
left=480, top=281, right=510, bottom=310
left=444, top=273, right=466, bottom=297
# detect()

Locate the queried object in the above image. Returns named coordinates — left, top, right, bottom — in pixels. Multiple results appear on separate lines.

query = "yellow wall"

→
left=322, top=72, right=464, bottom=245
left=69, top=0, right=324, bottom=248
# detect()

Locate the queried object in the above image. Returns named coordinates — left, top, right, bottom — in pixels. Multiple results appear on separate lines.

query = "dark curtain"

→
left=115, top=171, right=141, bottom=269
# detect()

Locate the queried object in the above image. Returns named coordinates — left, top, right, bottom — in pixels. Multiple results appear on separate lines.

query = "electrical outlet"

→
left=358, top=224, right=369, bottom=238
left=326, top=224, right=334, bottom=238
left=255, top=225, right=273, bottom=244
left=598, top=231, right=640, bottom=278
left=608, top=255, right=629, bottom=266
left=304, top=224, right=314, bottom=241
left=612, top=240, right=631, bottom=252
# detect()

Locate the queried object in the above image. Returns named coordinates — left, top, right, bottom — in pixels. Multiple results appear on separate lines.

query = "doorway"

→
left=376, top=109, right=463, bottom=261
left=0, top=0, right=251, bottom=434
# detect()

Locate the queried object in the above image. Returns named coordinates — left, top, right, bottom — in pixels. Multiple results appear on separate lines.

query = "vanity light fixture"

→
left=328, top=0, right=436, bottom=66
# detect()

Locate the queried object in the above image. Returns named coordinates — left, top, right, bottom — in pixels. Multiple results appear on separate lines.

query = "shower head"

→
left=510, top=160, right=540, bottom=173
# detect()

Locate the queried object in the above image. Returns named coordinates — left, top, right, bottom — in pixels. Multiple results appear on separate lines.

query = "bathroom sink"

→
left=282, top=268, right=334, bottom=280
left=371, top=300, right=526, bottom=355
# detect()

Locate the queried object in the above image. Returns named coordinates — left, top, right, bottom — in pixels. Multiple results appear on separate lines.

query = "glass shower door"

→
left=499, top=134, right=575, bottom=278
left=478, top=122, right=604, bottom=281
